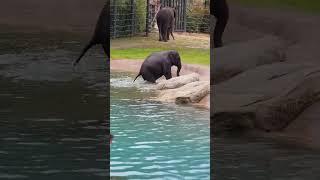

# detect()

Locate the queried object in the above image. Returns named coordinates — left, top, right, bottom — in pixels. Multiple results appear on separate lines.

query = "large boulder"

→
left=157, top=81, right=210, bottom=104
left=212, top=62, right=320, bottom=133
left=212, top=36, right=287, bottom=84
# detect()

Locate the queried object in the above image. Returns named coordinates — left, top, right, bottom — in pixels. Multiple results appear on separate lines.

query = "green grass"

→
left=111, top=47, right=210, bottom=65
left=111, top=33, right=210, bottom=66
left=231, top=0, right=320, bottom=13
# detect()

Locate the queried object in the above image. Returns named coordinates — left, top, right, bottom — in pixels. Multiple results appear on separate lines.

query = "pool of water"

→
left=0, top=47, right=108, bottom=179
left=110, top=72, right=210, bottom=179
left=213, top=135, right=320, bottom=180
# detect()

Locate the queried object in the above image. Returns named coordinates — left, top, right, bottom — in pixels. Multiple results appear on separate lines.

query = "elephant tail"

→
left=133, top=73, right=141, bottom=83
left=73, top=40, right=95, bottom=66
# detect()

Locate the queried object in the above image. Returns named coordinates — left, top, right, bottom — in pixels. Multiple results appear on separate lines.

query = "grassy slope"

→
left=111, top=1, right=320, bottom=66
left=111, top=33, right=210, bottom=66
left=111, top=48, right=209, bottom=65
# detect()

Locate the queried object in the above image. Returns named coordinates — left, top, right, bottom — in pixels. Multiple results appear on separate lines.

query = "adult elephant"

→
left=133, top=50, right=182, bottom=83
left=156, top=7, right=176, bottom=42
left=211, top=0, right=229, bottom=48
left=73, top=2, right=110, bottom=66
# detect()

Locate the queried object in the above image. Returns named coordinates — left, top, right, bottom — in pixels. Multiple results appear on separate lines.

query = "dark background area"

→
left=0, top=0, right=105, bottom=33
left=0, top=0, right=109, bottom=179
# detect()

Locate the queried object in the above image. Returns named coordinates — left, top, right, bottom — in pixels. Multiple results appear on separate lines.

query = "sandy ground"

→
left=111, top=32, right=210, bottom=50
left=216, top=3, right=320, bottom=147
left=111, top=59, right=210, bottom=109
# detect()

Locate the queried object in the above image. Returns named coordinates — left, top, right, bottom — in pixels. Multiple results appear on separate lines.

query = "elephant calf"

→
left=133, top=50, right=182, bottom=83
left=211, top=0, right=229, bottom=48
left=156, top=7, right=176, bottom=42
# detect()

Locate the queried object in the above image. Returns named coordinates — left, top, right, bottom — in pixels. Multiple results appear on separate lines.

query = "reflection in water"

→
left=111, top=72, right=210, bottom=179
left=0, top=47, right=108, bottom=179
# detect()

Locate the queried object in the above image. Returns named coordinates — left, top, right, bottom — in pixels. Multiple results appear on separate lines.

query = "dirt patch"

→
left=111, top=32, right=209, bottom=50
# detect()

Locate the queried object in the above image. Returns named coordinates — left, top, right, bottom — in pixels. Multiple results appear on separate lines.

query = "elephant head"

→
left=168, top=50, right=182, bottom=76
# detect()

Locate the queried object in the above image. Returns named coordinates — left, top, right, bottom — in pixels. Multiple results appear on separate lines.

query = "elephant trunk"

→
left=176, top=63, right=181, bottom=76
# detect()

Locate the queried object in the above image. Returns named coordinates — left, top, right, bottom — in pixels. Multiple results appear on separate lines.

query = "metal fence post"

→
left=183, top=0, right=186, bottom=32
left=112, top=0, right=117, bottom=38
left=146, top=0, right=150, bottom=36
left=131, top=0, right=134, bottom=36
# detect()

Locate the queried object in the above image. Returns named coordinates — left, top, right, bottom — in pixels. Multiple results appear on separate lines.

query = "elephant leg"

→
left=164, top=71, right=172, bottom=80
left=143, top=71, right=157, bottom=83
left=73, top=41, right=95, bottom=66
left=149, top=77, right=156, bottom=83
left=170, top=31, right=174, bottom=40
left=170, top=20, right=175, bottom=40
left=162, top=63, right=172, bottom=79
left=158, top=27, right=162, bottom=41
left=167, top=27, right=170, bottom=40
left=102, top=43, right=110, bottom=59
left=162, top=25, right=168, bottom=42
left=213, top=17, right=228, bottom=48
left=157, top=21, right=162, bottom=41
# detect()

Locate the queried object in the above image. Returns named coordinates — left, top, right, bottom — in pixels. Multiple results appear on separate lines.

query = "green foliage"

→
left=135, top=0, right=147, bottom=32
left=111, top=0, right=146, bottom=38
left=186, top=5, right=210, bottom=33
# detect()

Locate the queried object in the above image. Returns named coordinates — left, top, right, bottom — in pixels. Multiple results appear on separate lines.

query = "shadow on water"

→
left=0, top=29, right=108, bottom=179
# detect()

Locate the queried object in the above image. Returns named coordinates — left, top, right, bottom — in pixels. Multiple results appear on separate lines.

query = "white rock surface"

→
left=156, top=73, right=200, bottom=90
left=157, top=80, right=210, bottom=103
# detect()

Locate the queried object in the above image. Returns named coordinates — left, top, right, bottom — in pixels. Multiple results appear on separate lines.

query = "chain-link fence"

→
left=186, top=0, right=210, bottom=33
left=110, top=0, right=146, bottom=38
left=110, top=0, right=210, bottom=39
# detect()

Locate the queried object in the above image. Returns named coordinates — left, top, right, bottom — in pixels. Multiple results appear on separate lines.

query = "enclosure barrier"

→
left=110, top=0, right=210, bottom=38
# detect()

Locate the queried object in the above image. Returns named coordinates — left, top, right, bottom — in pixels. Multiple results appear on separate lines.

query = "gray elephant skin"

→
left=167, top=23, right=175, bottom=40
left=211, top=0, right=229, bottom=48
left=156, top=7, right=176, bottom=42
left=133, top=50, right=182, bottom=83
left=73, top=1, right=110, bottom=66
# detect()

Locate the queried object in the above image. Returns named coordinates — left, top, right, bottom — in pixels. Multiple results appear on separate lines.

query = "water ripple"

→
left=111, top=72, right=210, bottom=179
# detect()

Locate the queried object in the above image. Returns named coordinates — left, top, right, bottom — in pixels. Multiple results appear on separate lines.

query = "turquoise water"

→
left=110, top=72, right=210, bottom=179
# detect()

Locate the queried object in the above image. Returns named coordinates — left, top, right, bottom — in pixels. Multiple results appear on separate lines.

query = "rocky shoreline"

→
left=111, top=59, right=210, bottom=109
left=211, top=4, right=320, bottom=148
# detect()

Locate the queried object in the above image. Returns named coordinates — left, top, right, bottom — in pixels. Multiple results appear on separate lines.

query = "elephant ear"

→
left=168, top=51, right=175, bottom=60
